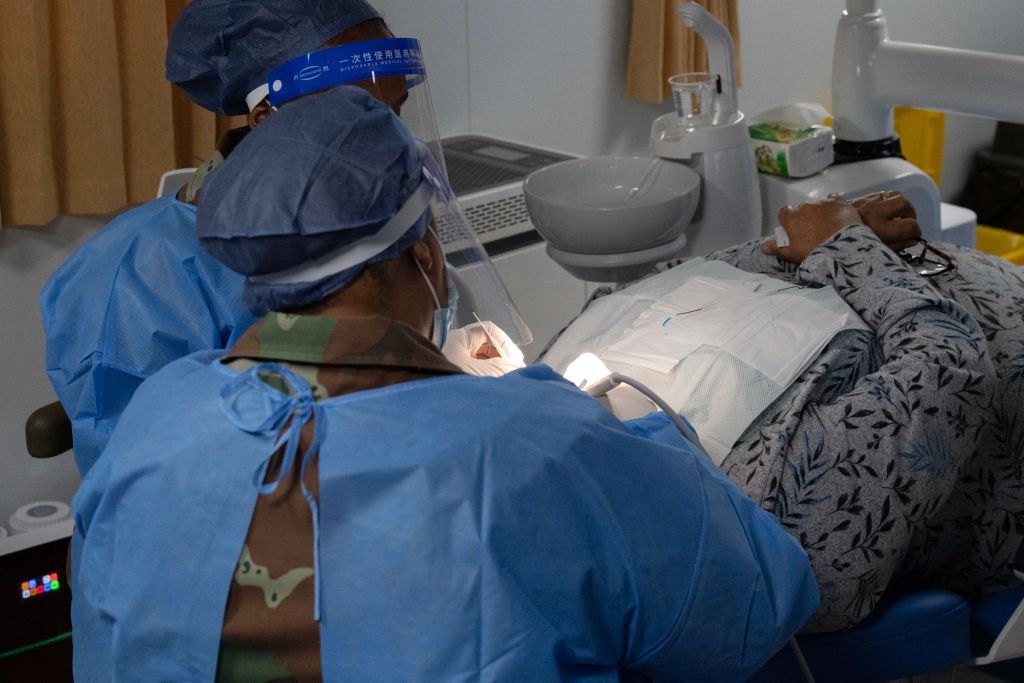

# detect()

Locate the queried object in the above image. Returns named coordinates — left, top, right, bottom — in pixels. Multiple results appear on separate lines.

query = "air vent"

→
left=436, top=193, right=531, bottom=245
left=445, top=155, right=524, bottom=196
left=441, top=134, right=575, bottom=197
left=437, top=135, right=576, bottom=246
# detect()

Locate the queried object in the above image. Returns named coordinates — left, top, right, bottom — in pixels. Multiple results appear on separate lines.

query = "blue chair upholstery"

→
left=749, top=590, right=971, bottom=683
left=970, top=584, right=1024, bottom=680
left=971, top=584, right=1024, bottom=653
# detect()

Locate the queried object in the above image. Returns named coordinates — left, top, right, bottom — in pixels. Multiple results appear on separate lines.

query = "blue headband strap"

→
left=266, top=37, right=426, bottom=108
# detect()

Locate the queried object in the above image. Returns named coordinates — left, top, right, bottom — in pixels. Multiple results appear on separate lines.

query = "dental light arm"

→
left=833, top=0, right=1024, bottom=143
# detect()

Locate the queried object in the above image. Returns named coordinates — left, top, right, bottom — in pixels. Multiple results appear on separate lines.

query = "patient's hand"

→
left=851, top=191, right=922, bottom=251
left=762, top=195, right=862, bottom=263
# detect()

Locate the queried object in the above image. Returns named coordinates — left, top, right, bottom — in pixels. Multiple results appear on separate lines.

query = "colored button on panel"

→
left=22, top=590, right=30, bottom=599
left=50, top=573, right=59, bottom=582
left=51, top=580, right=60, bottom=590
left=21, top=582, right=29, bottom=590
left=28, top=580, right=37, bottom=589
left=43, top=575, right=51, bottom=584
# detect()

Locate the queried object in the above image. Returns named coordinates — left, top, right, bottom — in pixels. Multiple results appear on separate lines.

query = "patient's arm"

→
left=709, top=190, right=921, bottom=277
left=726, top=225, right=995, bottom=633
left=706, top=236, right=799, bottom=281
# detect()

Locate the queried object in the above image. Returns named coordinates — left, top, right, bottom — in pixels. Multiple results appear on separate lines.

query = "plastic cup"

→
left=669, top=72, right=716, bottom=127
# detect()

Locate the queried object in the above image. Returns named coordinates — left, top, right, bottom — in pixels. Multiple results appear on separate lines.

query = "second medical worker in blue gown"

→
left=40, top=0, right=398, bottom=474
left=71, top=86, right=819, bottom=681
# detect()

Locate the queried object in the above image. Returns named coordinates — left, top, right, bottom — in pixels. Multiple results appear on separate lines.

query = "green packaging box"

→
left=749, top=122, right=834, bottom=178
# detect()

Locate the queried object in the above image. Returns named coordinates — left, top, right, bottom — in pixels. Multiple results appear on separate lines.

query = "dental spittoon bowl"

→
left=523, top=156, right=701, bottom=255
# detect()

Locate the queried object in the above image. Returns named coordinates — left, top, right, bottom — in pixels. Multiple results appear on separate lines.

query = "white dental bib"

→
left=543, top=259, right=868, bottom=464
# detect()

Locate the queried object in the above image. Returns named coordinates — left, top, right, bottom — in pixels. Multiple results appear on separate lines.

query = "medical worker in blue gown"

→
left=71, top=86, right=819, bottom=682
left=39, top=0, right=396, bottom=475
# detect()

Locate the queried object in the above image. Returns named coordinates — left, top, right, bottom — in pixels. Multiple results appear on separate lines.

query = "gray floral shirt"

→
left=709, top=225, right=1023, bottom=632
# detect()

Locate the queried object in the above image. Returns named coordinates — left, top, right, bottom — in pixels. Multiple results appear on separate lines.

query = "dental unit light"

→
left=833, top=0, right=1024, bottom=152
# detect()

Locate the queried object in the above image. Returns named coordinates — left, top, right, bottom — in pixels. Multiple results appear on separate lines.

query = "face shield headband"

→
left=248, top=39, right=533, bottom=347
left=248, top=38, right=426, bottom=111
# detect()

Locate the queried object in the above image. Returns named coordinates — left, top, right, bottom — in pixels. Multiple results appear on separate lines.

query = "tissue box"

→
left=749, top=122, right=833, bottom=178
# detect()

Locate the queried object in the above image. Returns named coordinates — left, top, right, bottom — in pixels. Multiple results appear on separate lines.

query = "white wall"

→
left=465, top=0, right=666, bottom=157
left=0, top=219, right=95, bottom=529
left=373, top=0, right=471, bottom=137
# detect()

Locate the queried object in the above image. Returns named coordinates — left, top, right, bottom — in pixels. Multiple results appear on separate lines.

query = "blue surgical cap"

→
left=166, top=0, right=383, bottom=115
left=196, top=86, right=430, bottom=315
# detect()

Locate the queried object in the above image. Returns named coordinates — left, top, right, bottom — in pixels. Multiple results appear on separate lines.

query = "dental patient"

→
left=546, top=191, right=1024, bottom=632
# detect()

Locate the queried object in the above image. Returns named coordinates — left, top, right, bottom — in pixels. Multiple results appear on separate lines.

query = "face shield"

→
left=263, top=38, right=532, bottom=346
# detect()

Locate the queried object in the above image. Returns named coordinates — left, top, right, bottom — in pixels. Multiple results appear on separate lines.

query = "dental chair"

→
left=970, top=552, right=1024, bottom=681
left=750, top=545, right=1024, bottom=682
left=24, top=403, right=72, bottom=460
left=156, top=167, right=197, bottom=198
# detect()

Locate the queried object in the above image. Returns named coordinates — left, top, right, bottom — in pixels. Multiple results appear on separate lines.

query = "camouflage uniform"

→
left=216, top=312, right=461, bottom=682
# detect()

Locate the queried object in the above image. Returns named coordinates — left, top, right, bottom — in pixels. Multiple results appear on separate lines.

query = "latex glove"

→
left=761, top=194, right=863, bottom=263
left=443, top=321, right=526, bottom=377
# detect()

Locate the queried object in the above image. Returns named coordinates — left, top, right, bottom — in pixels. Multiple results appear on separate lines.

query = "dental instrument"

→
left=565, top=353, right=705, bottom=453
left=659, top=283, right=805, bottom=326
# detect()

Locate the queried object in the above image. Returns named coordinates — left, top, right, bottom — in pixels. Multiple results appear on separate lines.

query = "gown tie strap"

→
left=220, top=363, right=327, bottom=620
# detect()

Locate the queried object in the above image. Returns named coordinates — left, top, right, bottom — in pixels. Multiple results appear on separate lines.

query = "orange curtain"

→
left=627, top=0, right=741, bottom=104
left=0, top=0, right=245, bottom=227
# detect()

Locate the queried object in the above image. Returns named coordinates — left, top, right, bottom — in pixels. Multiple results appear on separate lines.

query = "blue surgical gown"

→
left=71, top=354, right=819, bottom=681
left=40, top=194, right=257, bottom=474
